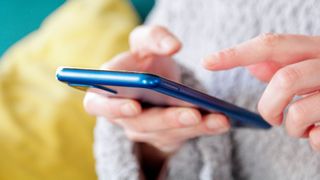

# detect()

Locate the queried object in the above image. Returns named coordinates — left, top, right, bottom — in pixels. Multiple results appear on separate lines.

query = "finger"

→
left=203, top=34, right=320, bottom=70
left=309, top=126, right=320, bottom=151
left=164, top=113, right=230, bottom=142
left=258, top=59, right=320, bottom=125
left=124, top=113, right=230, bottom=150
left=285, top=92, right=320, bottom=137
left=100, top=52, right=149, bottom=71
left=83, top=91, right=141, bottom=119
left=129, top=25, right=181, bottom=57
left=147, top=113, right=230, bottom=145
left=246, top=61, right=280, bottom=82
left=301, top=90, right=320, bottom=98
left=115, top=107, right=202, bottom=132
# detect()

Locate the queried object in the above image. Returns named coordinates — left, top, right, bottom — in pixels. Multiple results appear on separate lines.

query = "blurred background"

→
left=0, top=0, right=154, bottom=179
left=0, top=0, right=155, bottom=56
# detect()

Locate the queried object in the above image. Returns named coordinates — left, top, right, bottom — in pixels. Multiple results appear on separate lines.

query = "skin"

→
left=83, top=26, right=230, bottom=155
left=202, top=33, right=320, bottom=151
left=84, top=27, right=320, bottom=177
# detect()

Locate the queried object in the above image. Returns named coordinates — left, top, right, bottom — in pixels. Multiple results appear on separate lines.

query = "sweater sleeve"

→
left=94, top=117, right=141, bottom=180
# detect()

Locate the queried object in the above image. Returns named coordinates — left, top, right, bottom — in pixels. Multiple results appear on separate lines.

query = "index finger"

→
left=202, top=34, right=320, bottom=70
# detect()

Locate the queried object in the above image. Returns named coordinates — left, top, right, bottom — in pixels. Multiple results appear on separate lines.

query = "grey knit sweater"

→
left=94, top=0, right=320, bottom=179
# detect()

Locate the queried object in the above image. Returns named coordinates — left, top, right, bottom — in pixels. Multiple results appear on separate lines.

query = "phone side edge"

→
left=55, top=67, right=162, bottom=89
left=155, top=77, right=271, bottom=129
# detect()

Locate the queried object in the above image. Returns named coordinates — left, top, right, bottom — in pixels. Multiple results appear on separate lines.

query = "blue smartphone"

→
left=56, top=67, right=271, bottom=129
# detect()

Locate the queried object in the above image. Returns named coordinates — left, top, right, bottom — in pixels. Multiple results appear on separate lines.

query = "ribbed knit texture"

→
left=94, top=0, right=320, bottom=179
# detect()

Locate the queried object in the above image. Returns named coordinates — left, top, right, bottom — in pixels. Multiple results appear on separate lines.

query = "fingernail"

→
left=160, top=36, right=178, bottom=51
left=179, top=111, right=199, bottom=126
left=206, top=117, right=228, bottom=132
left=121, top=103, right=139, bottom=116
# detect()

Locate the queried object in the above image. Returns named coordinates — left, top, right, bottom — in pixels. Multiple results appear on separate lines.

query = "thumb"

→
left=129, top=25, right=181, bottom=57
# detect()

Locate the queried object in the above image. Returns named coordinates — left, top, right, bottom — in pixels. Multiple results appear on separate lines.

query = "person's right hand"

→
left=84, top=26, right=230, bottom=153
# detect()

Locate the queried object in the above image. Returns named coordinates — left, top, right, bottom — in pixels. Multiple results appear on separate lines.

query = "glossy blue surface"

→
left=56, top=67, right=271, bottom=129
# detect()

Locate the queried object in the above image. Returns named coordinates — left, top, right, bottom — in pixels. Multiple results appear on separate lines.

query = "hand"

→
left=84, top=26, right=230, bottom=153
left=202, top=33, right=320, bottom=151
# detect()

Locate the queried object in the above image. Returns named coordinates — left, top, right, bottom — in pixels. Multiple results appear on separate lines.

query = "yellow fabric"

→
left=0, top=0, right=138, bottom=179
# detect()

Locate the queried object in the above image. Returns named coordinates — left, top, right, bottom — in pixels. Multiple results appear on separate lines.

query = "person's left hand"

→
left=202, top=34, right=320, bottom=151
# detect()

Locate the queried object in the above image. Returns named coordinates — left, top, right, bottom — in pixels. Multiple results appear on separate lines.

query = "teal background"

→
left=0, top=0, right=65, bottom=57
left=0, top=0, right=155, bottom=57
left=131, top=0, right=155, bottom=22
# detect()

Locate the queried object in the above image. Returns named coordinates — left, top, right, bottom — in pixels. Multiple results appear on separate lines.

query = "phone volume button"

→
left=162, top=82, right=180, bottom=91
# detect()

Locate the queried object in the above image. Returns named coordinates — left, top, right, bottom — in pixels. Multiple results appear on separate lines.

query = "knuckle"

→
left=215, top=48, right=237, bottom=63
left=273, top=66, right=300, bottom=91
left=257, top=33, right=283, bottom=48
left=288, top=102, right=307, bottom=126
left=222, top=48, right=237, bottom=57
